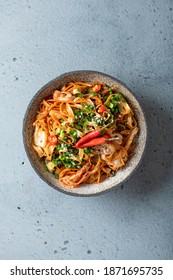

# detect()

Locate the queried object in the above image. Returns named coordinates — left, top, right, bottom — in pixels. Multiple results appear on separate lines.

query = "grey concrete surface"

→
left=0, top=0, right=173, bottom=259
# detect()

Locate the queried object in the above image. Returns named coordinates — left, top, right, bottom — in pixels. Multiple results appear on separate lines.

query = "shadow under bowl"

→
left=23, top=70, right=147, bottom=196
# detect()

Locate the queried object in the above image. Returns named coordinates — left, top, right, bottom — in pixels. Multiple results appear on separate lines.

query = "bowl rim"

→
left=23, top=70, right=148, bottom=196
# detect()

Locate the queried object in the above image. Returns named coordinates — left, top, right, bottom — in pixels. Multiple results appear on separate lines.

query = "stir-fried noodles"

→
left=33, top=81, right=139, bottom=188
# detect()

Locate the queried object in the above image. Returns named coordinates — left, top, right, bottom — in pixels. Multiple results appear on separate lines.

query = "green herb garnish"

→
left=76, top=124, right=83, bottom=130
left=56, top=128, right=61, bottom=134
left=53, top=173, right=59, bottom=179
left=83, top=119, right=89, bottom=130
left=113, top=93, right=126, bottom=102
left=109, top=88, right=113, bottom=94
left=59, top=130, right=65, bottom=139
left=90, top=92, right=98, bottom=96
left=84, top=147, right=93, bottom=154
left=76, top=93, right=84, bottom=98
left=70, top=129, right=78, bottom=142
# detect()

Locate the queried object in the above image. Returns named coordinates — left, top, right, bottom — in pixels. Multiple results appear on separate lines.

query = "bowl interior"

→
left=23, top=71, right=147, bottom=196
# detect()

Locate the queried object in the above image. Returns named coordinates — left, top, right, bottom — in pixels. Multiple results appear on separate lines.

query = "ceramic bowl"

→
left=23, top=71, right=147, bottom=196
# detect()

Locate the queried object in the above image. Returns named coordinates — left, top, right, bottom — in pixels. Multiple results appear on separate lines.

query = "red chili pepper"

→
left=98, top=105, right=106, bottom=113
left=78, top=137, right=107, bottom=148
left=74, top=129, right=106, bottom=148
left=103, top=133, right=111, bottom=139
left=92, top=84, right=101, bottom=92
left=48, top=135, right=58, bottom=145
left=79, top=134, right=112, bottom=148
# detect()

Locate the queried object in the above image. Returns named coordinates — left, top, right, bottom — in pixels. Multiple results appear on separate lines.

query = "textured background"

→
left=0, top=0, right=173, bottom=259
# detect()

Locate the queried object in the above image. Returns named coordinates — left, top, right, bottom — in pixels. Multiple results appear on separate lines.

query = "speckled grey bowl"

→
left=23, top=71, right=147, bottom=196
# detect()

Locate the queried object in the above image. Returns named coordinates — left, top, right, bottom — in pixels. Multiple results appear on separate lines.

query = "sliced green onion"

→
left=76, top=93, right=84, bottom=98
left=83, top=119, right=89, bottom=130
left=109, top=88, right=113, bottom=94
left=53, top=173, right=59, bottom=179
left=90, top=92, right=98, bottom=96
left=56, top=128, right=61, bottom=134
left=59, top=130, right=65, bottom=139
left=109, top=103, right=114, bottom=109
left=70, top=129, right=78, bottom=141
left=56, top=144, right=61, bottom=151
left=84, top=148, right=93, bottom=154
left=74, top=109, right=80, bottom=116
left=76, top=124, right=82, bottom=130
